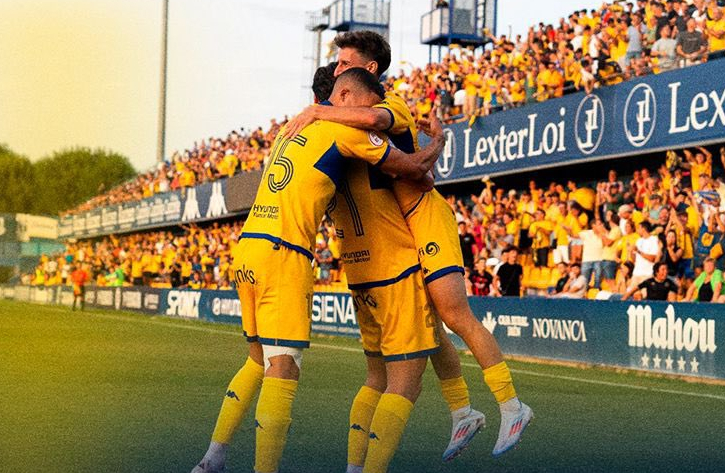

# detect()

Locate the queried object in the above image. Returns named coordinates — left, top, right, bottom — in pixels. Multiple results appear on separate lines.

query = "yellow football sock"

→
left=483, top=361, right=517, bottom=404
left=363, top=394, right=414, bottom=473
left=439, top=376, right=471, bottom=412
left=348, top=386, right=383, bottom=467
left=254, top=377, right=298, bottom=473
left=211, top=357, right=264, bottom=444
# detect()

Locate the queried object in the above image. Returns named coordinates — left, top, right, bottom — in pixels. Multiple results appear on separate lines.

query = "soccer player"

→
left=284, top=30, right=533, bottom=458
left=191, top=68, right=446, bottom=473
left=70, top=263, right=88, bottom=311
left=329, top=126, right=441, bottom=473
left=309, top=66, right=441, bottom=473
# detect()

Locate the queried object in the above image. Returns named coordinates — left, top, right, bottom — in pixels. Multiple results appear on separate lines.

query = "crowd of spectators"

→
left=26, top=219, right=345, bottom=290
left=390, top=0, right=725, bottom=122
left=455, top=146, right=725, bottom=302
left=38, top=1, right=725, bottom=303
left=63, top=1, right=725, bottom=217
left=64, top=121, right=283, bottom=216
left=30, top=144, right=725, bottom=303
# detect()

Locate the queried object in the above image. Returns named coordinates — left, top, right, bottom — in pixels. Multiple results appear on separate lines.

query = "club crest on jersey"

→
left=368, top=131, right=384, bottom=147
left=421, top=242, right=440, bottom=257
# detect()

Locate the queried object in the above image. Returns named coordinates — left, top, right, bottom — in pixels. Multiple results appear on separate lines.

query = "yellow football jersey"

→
left=328, top=159, right=420, bottom=289
left=241, top=120, right=391, bottom=259
left=374, top=91, right=425, bottom=215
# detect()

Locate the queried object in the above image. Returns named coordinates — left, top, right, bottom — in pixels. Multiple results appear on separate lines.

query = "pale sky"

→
left=0, top=0, right=601, bottom=173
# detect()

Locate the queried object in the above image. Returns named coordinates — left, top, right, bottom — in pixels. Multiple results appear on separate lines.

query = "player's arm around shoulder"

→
left=378, top=110, right=445, bottom=180
left=283, top=104, right=392, bottom=139
left=335, top=112, right=445, bottom=181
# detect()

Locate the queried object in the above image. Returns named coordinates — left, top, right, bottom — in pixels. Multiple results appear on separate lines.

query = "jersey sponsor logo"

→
left=352, top=292, right=377, bottom=311
left=234, top=265, right=256, bottom=285
left=420, top=242, right=440, bottom=258
left=368, top=131, right=384, bottom=147
left=341, top=249, right=371, bottom=264
left=225, top=390, right=240, bottom=401
left=251, top=204, right=279, bottom=220
left=532, top=318, right=587, bottom=342
left=206, top=181, right=228, bottom=218
left=166, top=290, right=201, bottom=318
left=627, top=304, right=716, bottom=354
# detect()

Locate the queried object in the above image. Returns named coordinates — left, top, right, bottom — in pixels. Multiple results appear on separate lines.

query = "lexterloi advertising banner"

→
left=433, top=60, right=725, bottom=183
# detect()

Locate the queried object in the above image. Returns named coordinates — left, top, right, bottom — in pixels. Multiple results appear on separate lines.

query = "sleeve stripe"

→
left=381, top=107, right=395, bottom=132
left=373, top=144, right=392, bottom=169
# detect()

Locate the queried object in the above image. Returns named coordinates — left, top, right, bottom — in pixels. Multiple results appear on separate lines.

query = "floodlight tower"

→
left=306, top=7, right=331, bottom=72
left=420, top=0, right=497, bottom=63
left=327, top=0, right=391, bottom=39
left=304, top=0, right=391, bottom=99
left=157, top=0, right=169, bottom=164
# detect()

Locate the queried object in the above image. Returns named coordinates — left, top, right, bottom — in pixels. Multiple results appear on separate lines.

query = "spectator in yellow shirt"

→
left=529, top=209, right=554, bottom=267
left=705, top=7, right=725, bottom=59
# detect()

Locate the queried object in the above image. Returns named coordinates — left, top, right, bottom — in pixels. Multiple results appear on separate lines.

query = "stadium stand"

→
left=28, top=1, right=725, bottom=303
left=65, top=0, right=725, bottom=216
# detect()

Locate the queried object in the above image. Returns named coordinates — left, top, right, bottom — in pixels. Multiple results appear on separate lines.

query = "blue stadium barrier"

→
left=2, top=285, right=722, bottom=381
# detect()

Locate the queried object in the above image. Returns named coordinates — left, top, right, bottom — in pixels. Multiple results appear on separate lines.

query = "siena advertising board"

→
left=433, top=59, right=725, bottom=183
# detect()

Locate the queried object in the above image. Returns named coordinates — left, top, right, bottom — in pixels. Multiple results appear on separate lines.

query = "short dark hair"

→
left=639, top=221, right=652, bottom=233
left=653, top=262, right=667, bottom=274
left=334, top=30, right=392, bottom=77
left=312, top=62, right=337, bottom=103
left=336, top=67, right=385, bottom=100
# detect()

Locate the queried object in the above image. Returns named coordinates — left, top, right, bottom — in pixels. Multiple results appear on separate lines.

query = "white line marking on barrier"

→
left=5, top=301, right=725, bottom=401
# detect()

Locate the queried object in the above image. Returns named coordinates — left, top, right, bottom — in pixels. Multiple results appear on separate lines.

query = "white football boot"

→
left=442, top=408, right=486, bottom=462
left=492, top=398, right=533, bottom=457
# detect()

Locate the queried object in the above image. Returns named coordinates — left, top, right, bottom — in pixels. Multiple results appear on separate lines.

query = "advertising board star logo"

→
left=690, top=357, right=699, bottom=374
left=665, top=355, right=674, bottom=370
left=677, top=356, right=687, bottom=371
left=482, top=312, right=497, bottom=333
left=652, top=353, right=661, bottom=369
left=640, top=352, right=650, bottom=368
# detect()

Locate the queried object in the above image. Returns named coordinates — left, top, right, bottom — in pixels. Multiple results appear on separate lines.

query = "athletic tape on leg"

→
left=263, top=345, right=303, bottom=371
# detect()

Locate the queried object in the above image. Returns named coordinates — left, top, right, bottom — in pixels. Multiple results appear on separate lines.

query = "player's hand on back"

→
left=283, top=106, right=318, bottom=139
left=417, top=107, right=443, bottom=141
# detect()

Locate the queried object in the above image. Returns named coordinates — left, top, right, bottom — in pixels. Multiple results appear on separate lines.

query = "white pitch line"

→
left=8, top=303, right=725, bottom=401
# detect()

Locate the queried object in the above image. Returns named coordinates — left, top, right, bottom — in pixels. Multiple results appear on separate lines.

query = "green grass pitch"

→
left=2, top=299, right=725, bottom=472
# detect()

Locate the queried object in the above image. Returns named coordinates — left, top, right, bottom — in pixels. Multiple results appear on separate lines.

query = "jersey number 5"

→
left=267, top=135, right=307, bottom=192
